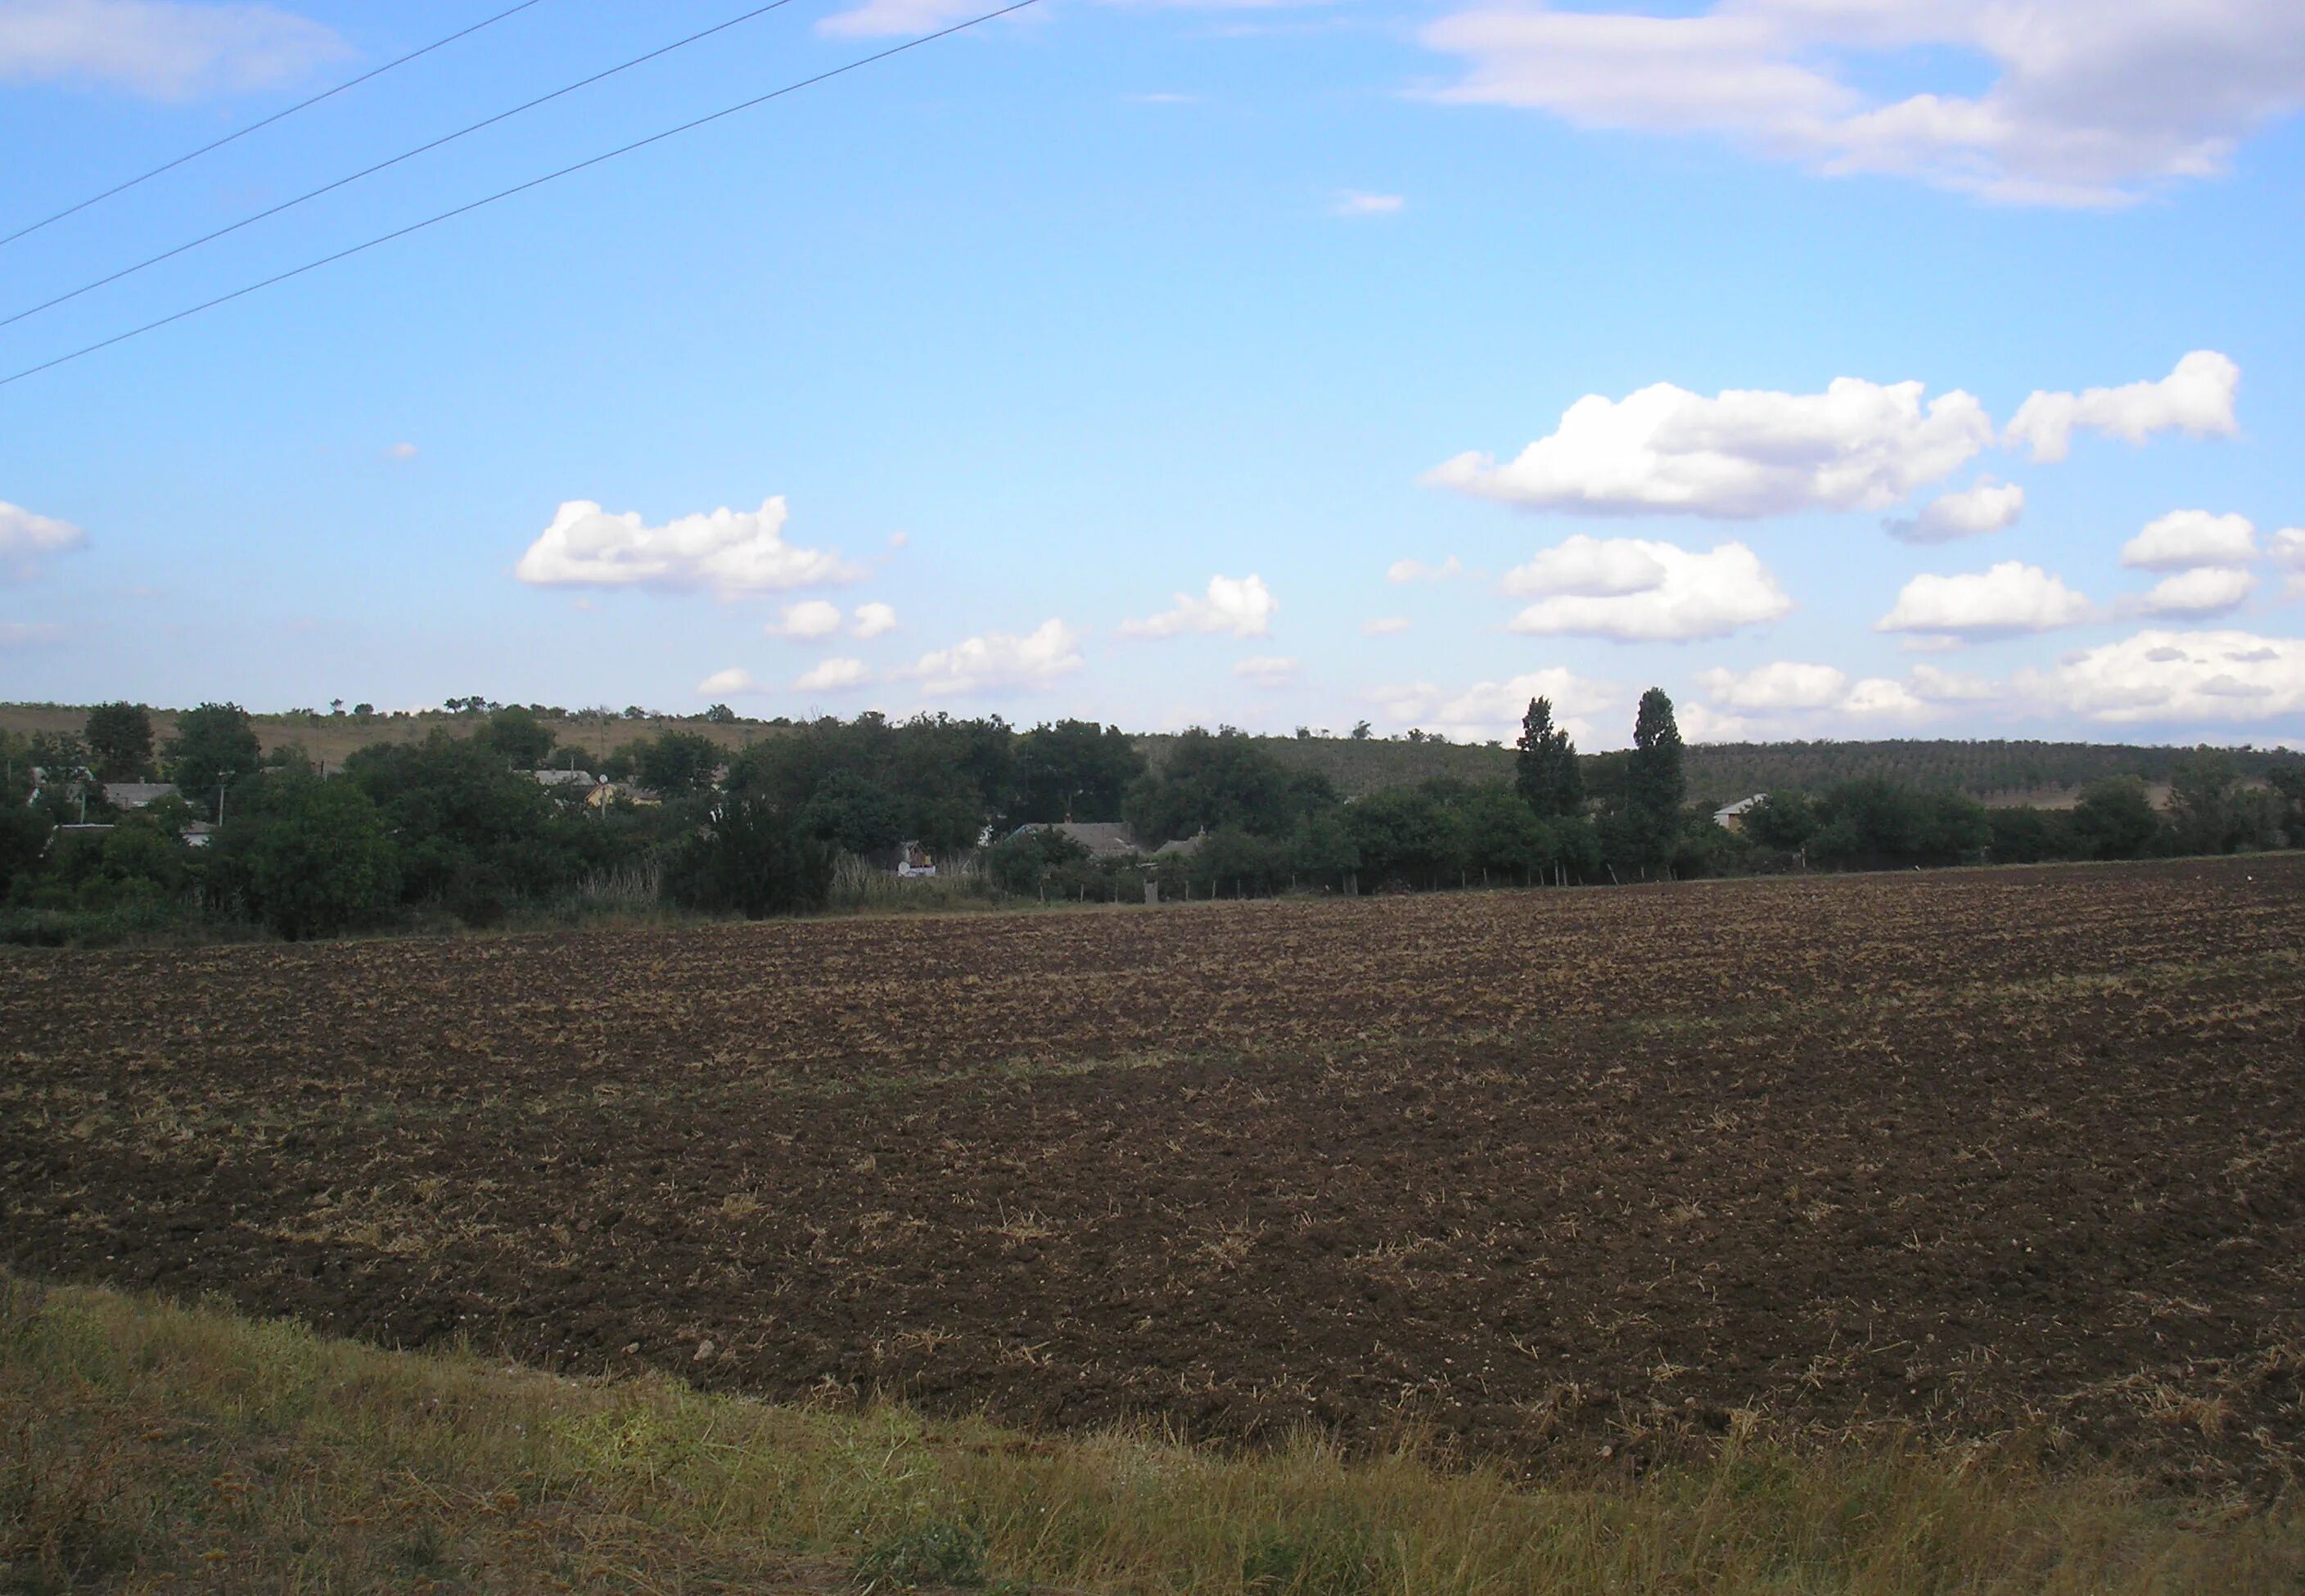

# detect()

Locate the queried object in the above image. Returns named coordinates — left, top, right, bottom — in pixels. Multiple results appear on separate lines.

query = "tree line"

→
left=5, top=696, right=2300, bottom=945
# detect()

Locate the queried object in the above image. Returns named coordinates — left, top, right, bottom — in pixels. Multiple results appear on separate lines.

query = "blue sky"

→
left=1, top=0, right=2301, bottom=747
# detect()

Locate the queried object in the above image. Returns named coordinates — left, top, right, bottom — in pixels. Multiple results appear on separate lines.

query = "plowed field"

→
left=6, top=858, right=2303, bottom=1490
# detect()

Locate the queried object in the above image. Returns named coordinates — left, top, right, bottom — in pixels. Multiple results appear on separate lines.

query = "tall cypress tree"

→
left=1626, top=688, right=1685, bottom=868
left=1515, top=697, right=1585, bottom=818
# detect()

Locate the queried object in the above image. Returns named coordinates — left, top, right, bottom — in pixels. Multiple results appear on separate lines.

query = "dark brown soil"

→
left=5, top=858, right=2302, bottom=1490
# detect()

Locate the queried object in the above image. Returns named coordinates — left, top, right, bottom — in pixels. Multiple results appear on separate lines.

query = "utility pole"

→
left=217, top=770, right=237, bottom=827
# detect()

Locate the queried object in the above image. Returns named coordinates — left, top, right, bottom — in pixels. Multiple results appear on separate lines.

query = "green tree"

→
left=477, top=706, right=557, bottom=769
left=163, top=703, right=262, bottom=817
left=1013, top=719, right=1145, bottom=823
left=241, top=777, right=401, bottom=940
left=1513, top=697, right=1584, bottom=818
left=2167, top=748, right=2240, bottom=854
left=666, top=797, right=832, bottom=918
left=1742, top=791, right=1816, bottom=854
left=633, top=731, right=724, bottom=797
left=799, top=770, right=905, bottom=857
left=1124, top=728, right=1301, bottom=845
left=1458, top=782, right=1554, bottom=885
left=83, top=702, right=155, bottom=782
left=1622, top=688, right=1686, bottom=875
left=1344, top=787, right=1451, bottom=890
left=2070, top=778, right=2169, bottom=860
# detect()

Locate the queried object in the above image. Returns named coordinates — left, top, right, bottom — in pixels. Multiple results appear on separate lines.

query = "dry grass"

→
left=4, top=1273, right=2299, bottom=1594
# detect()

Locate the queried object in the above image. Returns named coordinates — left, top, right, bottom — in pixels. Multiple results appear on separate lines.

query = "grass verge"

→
left=2, top=1272, right=2298, bottom=1594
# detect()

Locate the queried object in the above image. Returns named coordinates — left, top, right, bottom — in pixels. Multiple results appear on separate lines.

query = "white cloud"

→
left=2018, top=629, right=2305, bottom=724
left=2140, top=566, right=2257, bottom=617
left=1419, top=4, right=2305, bottom=206
left=0, top=499, right=85, bottom=579
left=1696, top=660, right=1933, bottom=723
left=2006, top=352, right=2241, bottom=462
left=1839, top=677, right=1931, bottom=719
left=1876, top=561, right=2095, bottom=639
left=2119, top=509, right=2258, bottom=570
left=1234, top=655, right=1298, bottom=687
left=1335, top=191, right=1405, bottom=216
left=797, top=656, right=873, bottom=692
left=0, top=0, right=348, bottom=98
left=1120, top=573, right=1277, bottom=639
left=1884, top=479, right=2024, bottom=543
left=767, top=599, right=846, bottom=639
left=1368, top=667, right=1614, bottom=745
left=1386, top=556, right=1465, bottom=584
left=897, top=620, right=1084, bottom=696
left=697, top=667, right=760, bottom=697
left=516, top=496, right=861, bottom=596
left=850, top=602, right=898, bottom=639
left=1676, top=701, right=1751, bottom=743
left=1430, top=376, right=1991, bottom=517
left=387, top=442, right=418, bottom=461
left=2271, top=528, right=2305, bottom=569
left=1362, top=616, right=1411, bottom=637
left=1503, top=537, right=1793, bottom=642
left=1697, top=660, right=1847, bottom=711
left=0, top=620, right=64, bottom=647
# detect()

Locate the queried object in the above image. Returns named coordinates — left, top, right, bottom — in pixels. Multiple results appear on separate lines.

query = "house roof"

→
left=1013, top=821, right=1146, bottom=856
left=103, top=782, right=180, bottom=809
left=1712, top=794, right=1767, bottom=819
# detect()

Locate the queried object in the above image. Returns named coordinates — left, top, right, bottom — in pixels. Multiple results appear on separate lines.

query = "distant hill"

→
left=5, top=703, right=2288, bottom=806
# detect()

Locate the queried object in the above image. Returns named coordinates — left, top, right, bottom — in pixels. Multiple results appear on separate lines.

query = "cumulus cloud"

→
left=1387, top=556, right=1465, bottom=584
left=1368, top=667, right=1614, bottom=745
left=1676, top=701, right=1752, bottom=744
left=2271, top=528, right=2305, bottom=568
left=1430, top=376, right=1990, bottom=517
left=0, top=0, right=348, bottom=98
left=1419, top=4, right=2305, bottom=206
left=2006, top=352, right=2241, bottom=462
left=1120, top=574, right=1277, bottom=639
left=1839, top=677, right=1931, bottom=719
left=1234, top=655, right=1298, bottom=687
left=2018, top=629, right=2305, bottom=724
left=1335, top=191, right=1405, bottom=215
left=1363, top=616, right=1411, bottom=637
left=2140, top=566, right=2256, bottom=617
left=767, top=599, right=845, bottom=639
left=0, top=499, right=85, bottom=579
left=1884, top=479, right=2024, bottom=543
left=797, top=656, right=873, bottom=692
left=1696, top=660, right=1847, bottom=711
left=1503, top=537, right=1793, bottom=642
left=697, top=667, right=760, bottom=697
left=850, top=602, right=898, bottom=639
left=516, top=496, right=862, bottom=596
left=1696, top=660, right=1932, bottom=722
left=2119, top=509, right=2258, bottom=570
left=1876, top=561, right=2095, bottom=639
left=897, top=620, right=1083, bottom=696
left=0, top=620, right=64, bottom=647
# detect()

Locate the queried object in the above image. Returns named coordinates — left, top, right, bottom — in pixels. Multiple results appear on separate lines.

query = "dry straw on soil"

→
left=5, top=1274, right=2298, bottom=1594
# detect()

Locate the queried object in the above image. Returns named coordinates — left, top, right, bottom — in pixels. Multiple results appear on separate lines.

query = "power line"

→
left=0, top=0, right=553, bottom=252
left=1, top=0, right=806, bottom=332
left=0, top=0, right=1043, bottom=391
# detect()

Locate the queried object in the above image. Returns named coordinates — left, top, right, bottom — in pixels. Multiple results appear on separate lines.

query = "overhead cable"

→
left=0, top=0, right=806, bottom=331
left=0, top=0, right=1043, bottom=390
left=0, top=0, right=553, bottom=251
